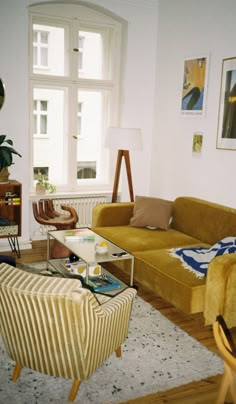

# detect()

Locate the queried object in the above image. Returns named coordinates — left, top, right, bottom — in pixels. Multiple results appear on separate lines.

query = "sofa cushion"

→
left=93, top=225, right=205, bottom=253
left=132, top=248, right=207, bottom=313
left=171, top=197, right=236, bottom=245
left=129, top=196, right=173, bottom=230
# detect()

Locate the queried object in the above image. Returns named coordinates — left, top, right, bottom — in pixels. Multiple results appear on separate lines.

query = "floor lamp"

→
left=106, top=127, right=142, bottom=203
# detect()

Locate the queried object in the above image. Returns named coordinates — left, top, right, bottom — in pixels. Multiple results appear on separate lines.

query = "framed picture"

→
left=217, top=57, right=236, bottom=150
left=192, top=132, right=203, bottom=153
left=181, top=55, right=209, bottom=117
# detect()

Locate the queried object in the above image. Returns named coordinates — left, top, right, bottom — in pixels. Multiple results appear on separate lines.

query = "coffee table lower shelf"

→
left=47, top=258, right=128, bottom=297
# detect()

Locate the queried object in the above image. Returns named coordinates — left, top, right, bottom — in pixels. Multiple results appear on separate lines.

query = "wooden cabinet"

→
left=0, top=180, right=22, bottom=242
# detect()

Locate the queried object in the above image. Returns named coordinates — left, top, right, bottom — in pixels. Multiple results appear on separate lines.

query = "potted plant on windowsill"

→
left=36, top=175, right=56, bottom=194
left=0, top=134, right=22, bottom=182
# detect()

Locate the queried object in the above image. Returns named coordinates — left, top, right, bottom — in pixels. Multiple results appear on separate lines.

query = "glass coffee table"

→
left=47, top=228, right=134, bottom=296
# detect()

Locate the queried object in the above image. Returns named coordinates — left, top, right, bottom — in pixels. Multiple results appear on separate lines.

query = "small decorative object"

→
left=69, top=262, right=102, bottom=277
left=217, top=56, right=236, bottom=150
left=0, top=134, right=22, bottom=182
left=95, top=241, right=108, bottom=254
left=36, top=175, right=56, bottom=194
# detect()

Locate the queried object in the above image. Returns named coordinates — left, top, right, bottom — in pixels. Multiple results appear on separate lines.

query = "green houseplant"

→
left=0, top=134, right=22, bottom=182
left=36, top=175, right=56, bottom=194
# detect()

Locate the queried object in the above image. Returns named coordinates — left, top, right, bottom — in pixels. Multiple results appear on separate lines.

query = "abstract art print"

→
left=217, top=57, right=236, bottom=150
left=181, top=56, right=209, bottom=117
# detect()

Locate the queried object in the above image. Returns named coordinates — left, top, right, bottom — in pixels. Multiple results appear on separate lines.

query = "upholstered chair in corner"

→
left=0, top=263, right=136, bottom=402
left=213, top=316, right=236, bottom=404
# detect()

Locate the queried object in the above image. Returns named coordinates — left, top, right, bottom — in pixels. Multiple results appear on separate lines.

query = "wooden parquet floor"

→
left=5, top=240, right=236, bottom=403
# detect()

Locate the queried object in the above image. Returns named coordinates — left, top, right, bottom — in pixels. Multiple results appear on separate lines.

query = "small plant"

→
left=36, top=176, right=56, bottom=193
left=0, top=134, right=22, bottom=170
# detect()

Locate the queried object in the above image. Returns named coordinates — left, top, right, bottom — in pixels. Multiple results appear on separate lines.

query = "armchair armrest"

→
left=92, top=202, right=134, bottom=227
left=71, top=287, right=137, bottom=378
left=204, top=253, right=236, bottom=328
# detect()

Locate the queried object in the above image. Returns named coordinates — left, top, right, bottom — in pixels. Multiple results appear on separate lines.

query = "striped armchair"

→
left=0, top=263, right=136, bottom=401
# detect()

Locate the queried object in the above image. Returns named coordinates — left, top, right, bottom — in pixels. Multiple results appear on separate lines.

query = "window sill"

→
left=29, top=189, right=112, bottom=200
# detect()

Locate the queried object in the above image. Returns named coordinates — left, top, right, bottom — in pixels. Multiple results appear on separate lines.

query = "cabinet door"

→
left=0, top=180, right=22, bottom=238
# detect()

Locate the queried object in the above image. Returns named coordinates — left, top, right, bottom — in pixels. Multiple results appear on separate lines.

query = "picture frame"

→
left=217, top=57, right=236, bottom=150
left=192, top=132, right=203, bottom=154
left=181, top=55, right=209, bottom=117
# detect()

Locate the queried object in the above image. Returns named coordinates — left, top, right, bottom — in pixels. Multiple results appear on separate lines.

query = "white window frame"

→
left=29, top=4, right=122, bottom=194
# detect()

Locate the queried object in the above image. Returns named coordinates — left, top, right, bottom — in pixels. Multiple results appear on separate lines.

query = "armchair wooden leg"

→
left=68, top=379, right=81, bottom=402
left=115, top=346, right=122, bottom=358
left=12, top=362, right=22, bottom=382
left=216, top=372, right=229, bottom=404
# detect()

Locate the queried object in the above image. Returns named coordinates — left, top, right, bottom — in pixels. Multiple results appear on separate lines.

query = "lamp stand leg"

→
left=124, top=150, right=134, bottom=202
left=112, top=150, right=123, bottom=203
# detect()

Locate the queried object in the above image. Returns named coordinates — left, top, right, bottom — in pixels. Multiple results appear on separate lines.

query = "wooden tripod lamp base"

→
left=112, top=150, right=134, bottom=203
left=106, top=127, right=142, bottom=203
left=106, top=128, right=142, bottom=202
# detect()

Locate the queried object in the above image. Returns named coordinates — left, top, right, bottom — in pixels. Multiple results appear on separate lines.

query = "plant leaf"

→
left=0, top=148, right=12, bottom=166
left=0, top=134, right=6, bottom=145
left=1, top=146, right=22, bottom=158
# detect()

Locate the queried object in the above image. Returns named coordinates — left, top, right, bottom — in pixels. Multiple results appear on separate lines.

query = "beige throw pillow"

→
left=129, top=196, right=173, bottom=230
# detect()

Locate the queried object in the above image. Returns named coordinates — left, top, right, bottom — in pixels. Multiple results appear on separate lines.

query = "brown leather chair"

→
left=32, top=199, right=79, bottom=258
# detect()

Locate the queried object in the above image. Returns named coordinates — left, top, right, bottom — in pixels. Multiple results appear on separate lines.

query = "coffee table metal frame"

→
left=47, top=228, right=134, bottom=290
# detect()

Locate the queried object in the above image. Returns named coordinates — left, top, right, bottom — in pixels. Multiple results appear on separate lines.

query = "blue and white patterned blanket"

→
left=169, top=237, right=236, bottom=278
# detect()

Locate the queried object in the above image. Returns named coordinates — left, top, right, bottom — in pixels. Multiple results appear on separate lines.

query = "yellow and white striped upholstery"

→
left=0, top=263, right=136, bottom=399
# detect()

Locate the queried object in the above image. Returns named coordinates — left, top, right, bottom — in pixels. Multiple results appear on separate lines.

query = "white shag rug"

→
left=0, top=262, right=223, bottom=403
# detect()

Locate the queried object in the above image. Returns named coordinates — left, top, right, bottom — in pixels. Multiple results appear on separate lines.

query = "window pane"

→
left=40, top=115, right=47, bottom=134
left=41, top=47, right=48, bottom=67
left=40, top=100, right=47, bottom=111
left=78, top=30, right=103, bottom=79
left=41, top=31, right=48, bottom=44
left=33, top=23, right=67, bottom=76
left=33, top=115, right=37, bottom=134
left=33, top=167, right=48, bottom=180
left=76, top=91, right=102, bottom=179
left=33, top=87, right=68, bottom=185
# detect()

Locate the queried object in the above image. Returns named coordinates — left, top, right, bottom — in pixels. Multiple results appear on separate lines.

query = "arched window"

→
left=29, top=2, right=123, bottom=192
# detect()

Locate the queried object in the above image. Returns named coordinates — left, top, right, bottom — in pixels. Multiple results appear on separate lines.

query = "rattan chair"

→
left=213, top=315, right=236, bottom=404
left=0, top=263, right=136, bottom=401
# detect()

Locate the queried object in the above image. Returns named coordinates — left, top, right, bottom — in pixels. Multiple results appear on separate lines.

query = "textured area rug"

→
left=0, top=263, right=223, bottom=403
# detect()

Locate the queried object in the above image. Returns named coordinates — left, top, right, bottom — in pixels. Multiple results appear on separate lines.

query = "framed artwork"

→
left=181, top=55, right=209, bottom=117
left=217, top=57, right=236, bottom=150
left=192, top=133, right=203, bottom=153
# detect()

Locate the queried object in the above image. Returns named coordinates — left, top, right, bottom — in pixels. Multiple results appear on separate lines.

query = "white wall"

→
left=0, top=0, right=158, bottom=247
left=152, top=0, right=236, bottom=208
left=0, top=0, right=30, bottom=248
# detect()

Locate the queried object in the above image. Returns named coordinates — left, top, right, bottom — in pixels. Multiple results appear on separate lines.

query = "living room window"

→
left=29, top=3, right=122, bottom=192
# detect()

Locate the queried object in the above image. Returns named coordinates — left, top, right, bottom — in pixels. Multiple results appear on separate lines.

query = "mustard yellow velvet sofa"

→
left=92, top=196, right=236, bottom=327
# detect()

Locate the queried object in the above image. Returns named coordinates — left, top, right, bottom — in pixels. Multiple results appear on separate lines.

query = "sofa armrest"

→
left=92, top=202, right=134, bottom=227
left=204, top=253, right=236, bottom=328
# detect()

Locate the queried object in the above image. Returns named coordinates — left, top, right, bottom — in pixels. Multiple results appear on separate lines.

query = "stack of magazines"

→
left=88, top=274, right=121, bottom=292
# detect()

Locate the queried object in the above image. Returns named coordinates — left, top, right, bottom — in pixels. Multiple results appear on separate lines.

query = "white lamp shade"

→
left=106, top=127, right=142, bottom=151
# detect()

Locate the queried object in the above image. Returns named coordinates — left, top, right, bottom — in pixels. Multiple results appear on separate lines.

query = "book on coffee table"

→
left=88, top=274, right=121, bottom=292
